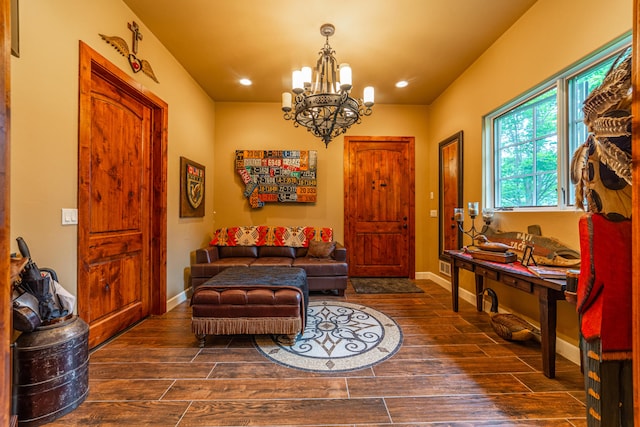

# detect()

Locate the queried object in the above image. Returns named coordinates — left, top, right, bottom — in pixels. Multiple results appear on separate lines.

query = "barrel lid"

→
left=15, top=316, right=89, bottom=350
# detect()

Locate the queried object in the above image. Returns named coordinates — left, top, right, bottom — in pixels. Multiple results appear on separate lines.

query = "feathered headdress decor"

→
left=99, top=21, right=159, bottom=83
left=571, top=48, right=632, bottom=219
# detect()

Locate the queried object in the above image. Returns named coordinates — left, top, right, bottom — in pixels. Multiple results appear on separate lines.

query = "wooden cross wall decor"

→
left=98, top=21, right=159, bottom=83
left=128, top=21, right=143, bottom=54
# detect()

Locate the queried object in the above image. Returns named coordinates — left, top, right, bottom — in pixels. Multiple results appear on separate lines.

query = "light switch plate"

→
left=430, top=210, right=438, bottom=217
left=61, top=208, right=78, bottom=225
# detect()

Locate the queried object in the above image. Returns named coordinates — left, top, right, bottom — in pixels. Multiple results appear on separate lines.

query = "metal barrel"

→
left=14, top=316, right=89, bottom=426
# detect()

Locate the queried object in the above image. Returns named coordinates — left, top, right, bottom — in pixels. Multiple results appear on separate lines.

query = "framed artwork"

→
left=179, top=156, right=205, bottom=217
left=521, top=244, right=536, bottom=267
left=438, top=131, right=464, bottom=260
left=235, top=150, right=317, bottom=209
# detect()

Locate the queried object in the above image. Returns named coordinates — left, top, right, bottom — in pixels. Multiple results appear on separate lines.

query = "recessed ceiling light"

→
left=239, top=78, right=252, bottom=86
left=395, top=80, right=409, bottom=88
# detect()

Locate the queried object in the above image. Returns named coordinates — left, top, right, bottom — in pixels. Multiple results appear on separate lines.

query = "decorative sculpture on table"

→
left=481, top=288, right=540, bottom=342
left=474, top=235, right=512, bottom=253
left=570, top=47, right=633, bottom=427
left=453, top=202, right=490, bottom=243
left=454, top=202, right=516, bottom=263
left=481, top=226, right=580, bottom=267
left=455, top=201, right=580, bottom=266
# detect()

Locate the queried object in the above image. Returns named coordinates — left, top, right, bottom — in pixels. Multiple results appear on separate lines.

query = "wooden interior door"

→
left=78, top=42, right=167, bottom=349
left=344, top=136, right=415, bottom=278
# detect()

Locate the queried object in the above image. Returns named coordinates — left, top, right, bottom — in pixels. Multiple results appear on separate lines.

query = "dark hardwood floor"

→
left=48, top=280, right=587, bottom=426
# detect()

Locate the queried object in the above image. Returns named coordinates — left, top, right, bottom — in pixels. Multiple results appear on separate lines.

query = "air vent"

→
left=439, top=260, right=451, bottom=277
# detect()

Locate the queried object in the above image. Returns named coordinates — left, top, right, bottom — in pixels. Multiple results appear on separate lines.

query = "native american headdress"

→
left=571, top=48, right=632, bottom=220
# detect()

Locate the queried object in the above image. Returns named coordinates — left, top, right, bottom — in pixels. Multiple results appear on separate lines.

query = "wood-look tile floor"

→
left=48, top=280, right=587, bottom=426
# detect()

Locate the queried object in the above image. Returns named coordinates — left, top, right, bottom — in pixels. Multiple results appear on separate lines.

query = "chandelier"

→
left=281, top=24, right=374, bottom=147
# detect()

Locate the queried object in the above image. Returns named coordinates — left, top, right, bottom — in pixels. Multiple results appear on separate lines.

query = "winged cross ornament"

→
left=99, top=22, right=159, bottom=83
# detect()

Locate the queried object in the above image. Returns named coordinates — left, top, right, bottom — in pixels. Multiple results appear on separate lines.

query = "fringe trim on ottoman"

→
left=192, top=317, right=302, bottom=336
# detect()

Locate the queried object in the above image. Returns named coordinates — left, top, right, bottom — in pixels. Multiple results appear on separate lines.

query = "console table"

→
left=447, top=250, right=568, bottom=378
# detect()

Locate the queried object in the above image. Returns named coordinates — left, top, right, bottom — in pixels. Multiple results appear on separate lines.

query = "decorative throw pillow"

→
left=306, top=240, right=336, bottom=258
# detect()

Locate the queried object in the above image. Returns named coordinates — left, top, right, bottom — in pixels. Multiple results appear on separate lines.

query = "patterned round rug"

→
left=254, top=300, right=403, bottom=372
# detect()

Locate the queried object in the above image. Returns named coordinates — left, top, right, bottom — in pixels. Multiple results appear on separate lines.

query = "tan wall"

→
left=10, top=0, right=216, bottom=301
left=427, top=0, right=632, bottom=344
left=9, top=0, right=632, bottom=350
left=213, top=103, right=432, bottom=269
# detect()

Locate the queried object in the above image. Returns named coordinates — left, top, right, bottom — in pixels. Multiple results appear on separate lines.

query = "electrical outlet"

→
left=61, top=208, right=78, bottom=225
left=430, top=210, right=438, bottom=217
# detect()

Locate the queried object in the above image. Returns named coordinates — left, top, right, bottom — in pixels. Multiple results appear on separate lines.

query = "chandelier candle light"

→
left=282, top=24, right=374, bottom=147
left=454, top=202, right=494, bottom=243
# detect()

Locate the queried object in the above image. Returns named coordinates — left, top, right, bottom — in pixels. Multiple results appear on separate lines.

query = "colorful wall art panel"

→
left=235, top=150, right=317, bottom=208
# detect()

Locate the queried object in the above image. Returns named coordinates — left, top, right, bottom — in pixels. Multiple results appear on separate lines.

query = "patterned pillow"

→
left=210, top=226, right=333, bottom=247
left=306, top=240, right=336, bottom=258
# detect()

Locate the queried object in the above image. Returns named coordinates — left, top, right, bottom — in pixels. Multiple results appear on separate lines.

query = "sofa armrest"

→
left=194, top=246, right=219, bottom=264
left=333, top=242, right=347, bottom=262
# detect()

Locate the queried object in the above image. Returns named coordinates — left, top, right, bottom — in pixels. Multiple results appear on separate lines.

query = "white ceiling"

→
left=122, top=0, right=537, bottom=105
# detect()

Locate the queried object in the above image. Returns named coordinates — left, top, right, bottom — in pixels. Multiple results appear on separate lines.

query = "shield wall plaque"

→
left=180, top=156, right=205, bottom=217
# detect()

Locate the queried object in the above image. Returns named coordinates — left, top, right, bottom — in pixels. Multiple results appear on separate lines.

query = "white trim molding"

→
left=167, top=288, right=191, bottom=312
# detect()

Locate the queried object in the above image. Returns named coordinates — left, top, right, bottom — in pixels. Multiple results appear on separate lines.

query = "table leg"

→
left=538, top=287, right=557, bottom=378
left=475, top=274, right=484, bottom=312
left=451, top=261, right=459, bottom=312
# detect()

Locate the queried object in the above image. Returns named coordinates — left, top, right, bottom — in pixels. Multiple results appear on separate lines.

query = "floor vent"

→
left=439, top=260, right=451, bottom=277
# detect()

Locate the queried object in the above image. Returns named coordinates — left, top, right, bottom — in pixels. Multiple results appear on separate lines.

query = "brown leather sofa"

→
left=191, top=243, right=348, bottom=295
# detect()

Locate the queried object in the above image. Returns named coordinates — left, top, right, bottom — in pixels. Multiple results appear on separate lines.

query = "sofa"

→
left=190, top=226, right=348, bottom=296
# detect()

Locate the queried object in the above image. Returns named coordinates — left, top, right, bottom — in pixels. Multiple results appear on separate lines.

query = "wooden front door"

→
left=344, top=136, right=415, bottom=278
left=78, top=42, right=167, bottom=348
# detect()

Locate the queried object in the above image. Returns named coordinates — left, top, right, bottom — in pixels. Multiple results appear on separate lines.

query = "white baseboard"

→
left=417, top=271, right=581, bottom=366
left=167, top=288, right=191, bottom=312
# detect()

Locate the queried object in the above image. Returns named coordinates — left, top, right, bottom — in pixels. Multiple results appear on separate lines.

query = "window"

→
left=495, top=87, right=558, bottom=207
left=484, top=34, right=631, bottom=210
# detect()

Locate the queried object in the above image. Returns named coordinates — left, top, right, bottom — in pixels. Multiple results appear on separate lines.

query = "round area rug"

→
left=254, top=300, right=403, bottom=372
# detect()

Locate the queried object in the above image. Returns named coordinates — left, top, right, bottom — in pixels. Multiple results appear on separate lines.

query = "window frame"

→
left=482, top=33, right=631, bottom=212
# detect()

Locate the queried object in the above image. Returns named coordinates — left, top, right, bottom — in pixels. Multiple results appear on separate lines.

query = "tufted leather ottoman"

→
left=191, top=267, right=308, bottom=347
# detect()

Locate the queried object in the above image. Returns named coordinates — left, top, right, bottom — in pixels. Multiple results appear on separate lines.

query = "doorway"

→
left=77, top=42, right=167, bottom=348
left=344, top=136, right=415, bottom=278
